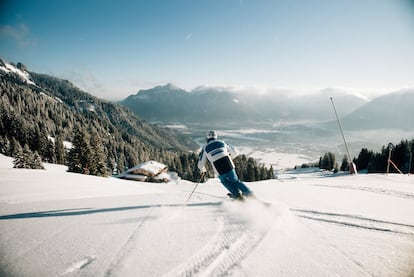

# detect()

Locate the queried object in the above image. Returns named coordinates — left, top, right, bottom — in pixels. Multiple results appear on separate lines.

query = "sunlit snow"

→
left=0, top=154, right=413, bottom=276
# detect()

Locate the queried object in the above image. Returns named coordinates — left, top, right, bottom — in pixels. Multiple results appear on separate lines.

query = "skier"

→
left=198, top=130, right=254, bottom=200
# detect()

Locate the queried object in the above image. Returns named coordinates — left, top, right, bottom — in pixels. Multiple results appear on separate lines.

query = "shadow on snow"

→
left=0, top=202, right=222, bottom=220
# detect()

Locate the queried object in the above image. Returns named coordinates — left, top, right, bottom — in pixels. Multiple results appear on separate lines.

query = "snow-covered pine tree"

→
left=13, top=145, right=26, bottom=169
left=30, top=151, right=45, bottom=169
left=13, top=144, right=44, bottom=169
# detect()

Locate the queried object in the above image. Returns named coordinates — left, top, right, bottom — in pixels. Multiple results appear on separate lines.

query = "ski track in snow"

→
left=163, top=202, right=273, bottom=277
left=62, top=256, right=96, bottom=275
left=3, top=214, right=83, bottom=275
left=104, top=207, right=155, bottom=277
left=292, top=209, right=414, bottom=235
left=301, top=219, right=374, bottom=277
left=312, top=184, right=414, bottom=200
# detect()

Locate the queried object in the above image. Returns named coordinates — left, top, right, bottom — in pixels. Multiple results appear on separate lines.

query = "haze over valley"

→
left=120, top=83, right=414, bottom=167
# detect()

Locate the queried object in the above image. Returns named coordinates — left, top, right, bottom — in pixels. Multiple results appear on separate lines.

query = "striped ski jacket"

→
left=197, top=139, right=239, bottom=175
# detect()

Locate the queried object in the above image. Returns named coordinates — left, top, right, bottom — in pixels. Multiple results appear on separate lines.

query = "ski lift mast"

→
left=330, top=97, right=357, bottom=174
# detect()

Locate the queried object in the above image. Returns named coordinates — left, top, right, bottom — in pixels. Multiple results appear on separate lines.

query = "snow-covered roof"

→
left=126, top=160, right=168, bottom=176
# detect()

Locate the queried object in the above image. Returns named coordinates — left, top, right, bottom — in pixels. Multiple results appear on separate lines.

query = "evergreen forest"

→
left=318, top=139, right=414, bottom=174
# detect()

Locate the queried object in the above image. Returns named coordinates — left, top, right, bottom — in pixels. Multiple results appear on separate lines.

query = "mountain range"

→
left=121, top=84, right=414, bottom=130
left=341, top=89, right=414, bottom=130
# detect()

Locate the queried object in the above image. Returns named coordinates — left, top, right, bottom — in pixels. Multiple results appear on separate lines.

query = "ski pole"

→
left=185, top=172, right=206, bottom=205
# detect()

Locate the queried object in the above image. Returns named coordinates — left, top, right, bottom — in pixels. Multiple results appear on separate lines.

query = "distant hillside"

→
left=341, top=89, right=414, bottom=130
left=0, top=58, right=197, bottom=176
left=120, top=84, right=367, bottom=127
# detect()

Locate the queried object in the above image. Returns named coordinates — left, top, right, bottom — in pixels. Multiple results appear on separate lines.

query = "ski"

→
left=226, top=193, right=271, bottom=207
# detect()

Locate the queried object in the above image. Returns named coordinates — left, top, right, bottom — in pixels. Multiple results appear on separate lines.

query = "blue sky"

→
left=1, top=0, right=414, bottom=100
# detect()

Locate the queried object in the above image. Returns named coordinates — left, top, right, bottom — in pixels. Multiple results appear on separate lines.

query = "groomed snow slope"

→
left=0, top=154, right=413, bottom=277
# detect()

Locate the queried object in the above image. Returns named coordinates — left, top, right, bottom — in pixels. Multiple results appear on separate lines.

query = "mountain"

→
left=0, top=58, right=197, bottom=175
left=341, top=89, right=414, bottom=130
left=0, top=59, right=35, bottom=86
left=120, top=84, right=367, bottom=127
left=122, top=84, right=192, bottom=122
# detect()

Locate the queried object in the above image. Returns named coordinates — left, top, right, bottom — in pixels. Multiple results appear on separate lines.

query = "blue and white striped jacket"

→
left=197, top=139, right=239, bottom=175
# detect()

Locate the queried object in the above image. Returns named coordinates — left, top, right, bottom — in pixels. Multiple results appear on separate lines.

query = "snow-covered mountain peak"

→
left=0, top=58, right=36, bottom=86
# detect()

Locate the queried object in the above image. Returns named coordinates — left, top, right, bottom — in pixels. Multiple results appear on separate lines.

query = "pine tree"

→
left=393, top=140, right=410, bottom=173
left=89, top=132, right=107, bottom=176
left=328, top=152, right=336, bottom=170
left=10, top=137, right=22, bottom=157
left=246, top=158, right=256, bottom=181
left=13, top=144, right=44, bottom=169
left=340, top=155, right=349, bottom=171
left=31, top=151, right=45, bottom=169
left=259, top=165, right=267, bottom=180
left=44, top=139, right=56, bottom=163
left=68, top=128, right=92, bottom=174
left=355, top=148, right=374, bottom=171
left=55, top=135, right=65, bottom=164
left=268, top=165, right=275, bottom=179
left=13, top=145, right=26, bottom=168
left=320, top=152, right=335, bottom=171
left=0, top=136, right=10, bottom=155
left=117, top=151, right=126, bottom=173
left=29, top=127, right=48, bottom=158
left=124, top=145, right=138, bottom=170
left=173, top=156, right=183, bottom=177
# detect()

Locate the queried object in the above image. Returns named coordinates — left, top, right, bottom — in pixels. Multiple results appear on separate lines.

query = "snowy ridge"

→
left=0, top=58, right=36, bottom=86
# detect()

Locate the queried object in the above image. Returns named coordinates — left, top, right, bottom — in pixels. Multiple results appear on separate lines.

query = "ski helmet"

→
left=207, top=130, right=218, bottom=140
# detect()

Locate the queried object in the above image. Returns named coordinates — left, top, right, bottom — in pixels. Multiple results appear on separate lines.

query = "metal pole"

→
left=386, top=148, right=392, bottom=175
left=330, top=97, right=355, bottom=174
left=389, top=159, right=403, bottom=175
left=387, top=143, right=394, bottom=175
left=185, top=172, right=206, bottom=205
left=408, top=152, right=412, bottom=175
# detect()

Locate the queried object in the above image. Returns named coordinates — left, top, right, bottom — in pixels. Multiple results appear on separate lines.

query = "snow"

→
left=126, top=160, right=167, bottom=176
left=0, top=59, right=36, bottom=86
left=238, top=146, right=315, bottom=170
left=1, top=154, right=414, bottom=276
